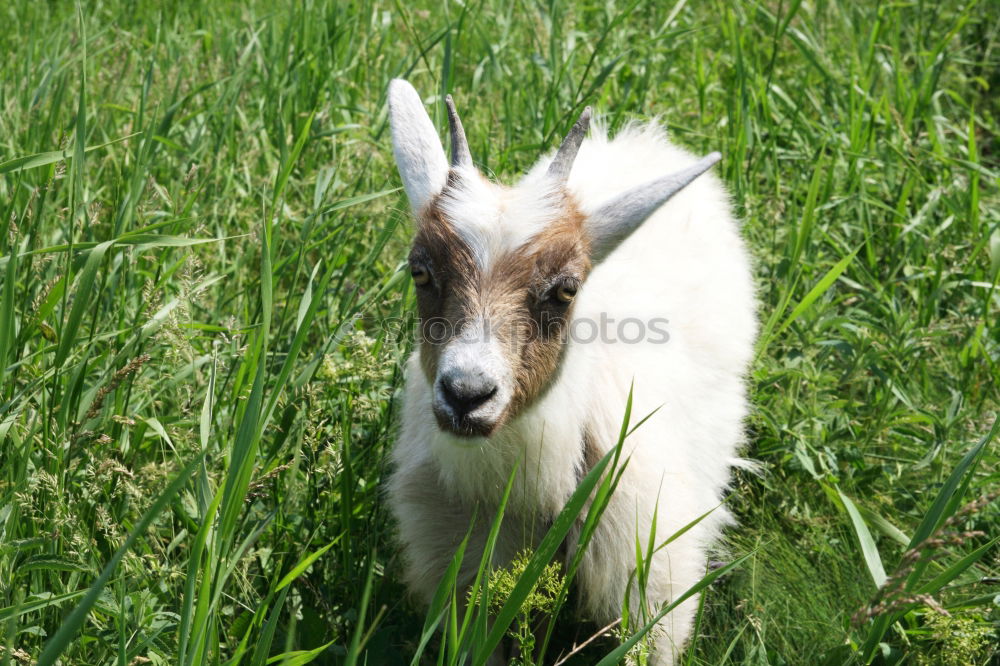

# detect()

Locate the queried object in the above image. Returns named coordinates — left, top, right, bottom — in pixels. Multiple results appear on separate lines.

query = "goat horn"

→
left=445, top=95, right=473, bottom=168
left=547, top=106, right=592, bottom=183
left=586, top=152, right=722, bottom=263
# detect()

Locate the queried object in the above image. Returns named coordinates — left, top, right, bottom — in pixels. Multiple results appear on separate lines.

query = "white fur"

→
left=434, top=315, right=515, bottom=428
left=388, top=80, right=449, bottom=212
left=387, top=110, right=757, bottom=663
left=436, top=166, right=564, bottom=269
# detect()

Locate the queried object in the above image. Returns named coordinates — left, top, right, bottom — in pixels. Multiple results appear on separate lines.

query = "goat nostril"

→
left=468, top=386, right=498, bottom=409
left=440, top=378, right=498, bottom=416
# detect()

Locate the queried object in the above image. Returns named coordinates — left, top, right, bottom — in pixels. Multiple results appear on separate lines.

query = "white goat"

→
left=385, top=79, right=756, bottom=663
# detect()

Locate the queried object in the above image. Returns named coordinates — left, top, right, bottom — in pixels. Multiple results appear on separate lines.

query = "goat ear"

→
left=388, top=79, right=449, bottom=213
left=586, top=152, right=721, bottom=263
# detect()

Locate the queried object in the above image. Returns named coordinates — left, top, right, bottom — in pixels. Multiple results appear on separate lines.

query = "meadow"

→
left=0, top=0, right=998, bottom=663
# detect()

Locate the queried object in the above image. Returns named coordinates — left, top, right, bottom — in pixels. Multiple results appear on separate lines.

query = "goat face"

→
left=388, top=79, right=720, bottom=439
left=410, top=177, right=591, bottom=437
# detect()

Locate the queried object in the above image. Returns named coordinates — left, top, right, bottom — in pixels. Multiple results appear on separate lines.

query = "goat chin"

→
left=387, top=117, right=757, bottom=664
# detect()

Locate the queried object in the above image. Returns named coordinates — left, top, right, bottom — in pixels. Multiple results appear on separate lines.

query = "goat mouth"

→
left=432, top=405, right=503, bottom=438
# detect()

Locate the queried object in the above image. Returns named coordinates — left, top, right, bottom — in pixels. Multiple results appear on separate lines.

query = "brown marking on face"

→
left=408, top=183, right=591, bottom=435
left=500, top=202, right=590, bottom=414
left=409, top=198, right=479, bottom=382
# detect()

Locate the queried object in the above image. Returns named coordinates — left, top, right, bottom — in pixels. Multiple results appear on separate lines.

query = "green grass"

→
left=1, top=0, right=998, bottom=663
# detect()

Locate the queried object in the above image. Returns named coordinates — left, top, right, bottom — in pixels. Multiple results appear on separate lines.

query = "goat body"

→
left=386, top=80, right=756, bottom=663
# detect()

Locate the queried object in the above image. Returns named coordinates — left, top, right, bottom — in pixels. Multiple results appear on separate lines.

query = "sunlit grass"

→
left=0, top=0, right=997, bottom=663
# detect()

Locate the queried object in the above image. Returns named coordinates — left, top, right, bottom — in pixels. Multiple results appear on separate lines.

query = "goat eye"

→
left=554, top=283, right=577, bottom=304
left=411, top=265, right=431, bottom=287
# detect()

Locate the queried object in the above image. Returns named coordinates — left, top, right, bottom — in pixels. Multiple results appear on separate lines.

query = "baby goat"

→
left=385, top=79, right=756, bottom=663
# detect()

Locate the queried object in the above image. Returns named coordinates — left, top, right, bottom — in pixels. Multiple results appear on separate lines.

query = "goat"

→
left=384, top=79, right=757, bottom=664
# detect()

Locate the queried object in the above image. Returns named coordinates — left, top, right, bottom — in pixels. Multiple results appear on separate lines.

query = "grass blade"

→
left=836, top=487, right=887, bottom=588
left=474, top=421, right=629, bottom=663
left=595, top=554, right=753, bottom=666
left=775, top=246, right=858, bottom=337
left=53, top=240, right=112, bottom=369
left=906, top=416, right=998, bottom=550
left=0, top=133, right=140, bottom=175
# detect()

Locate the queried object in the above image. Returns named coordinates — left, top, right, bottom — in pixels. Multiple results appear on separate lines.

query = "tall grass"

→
left=0, top=0, right=997, bottom=663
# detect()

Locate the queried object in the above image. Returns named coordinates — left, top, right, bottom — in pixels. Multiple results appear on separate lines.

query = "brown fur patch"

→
left=410, top=198, right=479, bottom=382
left=500, top=201, right=590, bottom=414
left=408, top=183, right=591, bottom=432
left=581, top=423, right=602, bottom=479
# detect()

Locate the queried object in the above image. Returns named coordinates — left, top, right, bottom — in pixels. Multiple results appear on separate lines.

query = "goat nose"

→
left=439, top=372, right=498, bottom=417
